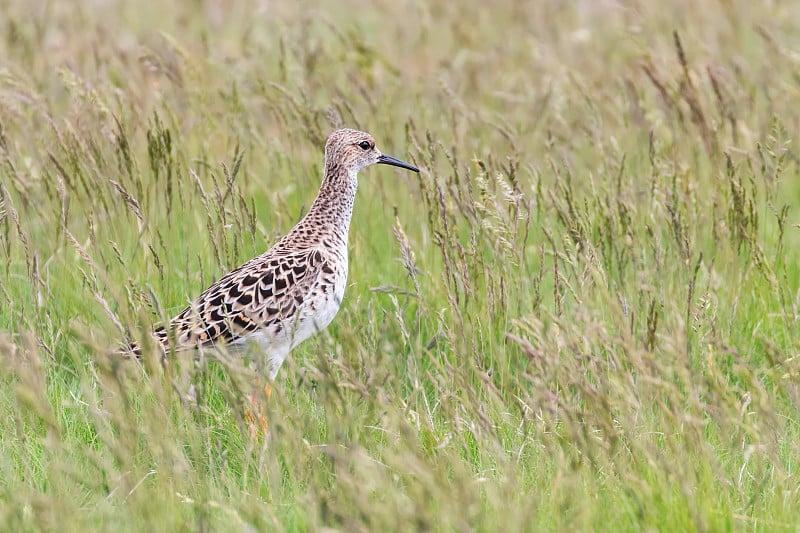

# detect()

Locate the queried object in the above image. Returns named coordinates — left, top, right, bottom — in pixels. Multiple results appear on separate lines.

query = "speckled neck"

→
left=289, top=160, right=358, bottom=247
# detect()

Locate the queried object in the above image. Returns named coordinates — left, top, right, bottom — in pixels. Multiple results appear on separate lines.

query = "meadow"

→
left=1, top=0, right=799, bottom=530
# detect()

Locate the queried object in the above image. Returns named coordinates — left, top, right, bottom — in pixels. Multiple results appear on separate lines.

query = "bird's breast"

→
left=302, top=253, right=348, bottom=339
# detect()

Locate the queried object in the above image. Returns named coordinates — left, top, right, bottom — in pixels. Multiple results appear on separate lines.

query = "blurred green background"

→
left=1, top=0, right=799, bottom=531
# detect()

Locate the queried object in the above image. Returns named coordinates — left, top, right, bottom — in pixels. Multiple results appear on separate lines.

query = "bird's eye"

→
left=358, top=140, right=371, bottom=150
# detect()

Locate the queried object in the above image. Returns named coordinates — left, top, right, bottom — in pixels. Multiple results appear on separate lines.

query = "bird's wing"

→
left=153, top=246, right=333, bottom=352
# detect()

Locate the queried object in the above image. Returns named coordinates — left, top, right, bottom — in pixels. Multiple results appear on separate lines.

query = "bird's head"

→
left=324, top=128, right=419, bottom=176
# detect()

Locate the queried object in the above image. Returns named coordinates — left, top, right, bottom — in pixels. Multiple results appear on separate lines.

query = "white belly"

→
left=235, top=264, right=347, bottom=379
left=288, top=280, right=345, bottom=350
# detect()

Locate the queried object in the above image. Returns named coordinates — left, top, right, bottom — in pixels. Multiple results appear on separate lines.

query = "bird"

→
left=125, top=128, right=419, bottom=426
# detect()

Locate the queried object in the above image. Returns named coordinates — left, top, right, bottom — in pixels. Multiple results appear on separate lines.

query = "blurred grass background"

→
left=1, top=0, right=799, bottom=530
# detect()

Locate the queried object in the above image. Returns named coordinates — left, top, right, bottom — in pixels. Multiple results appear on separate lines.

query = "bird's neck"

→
left=294, top=162, right=358, bottom=245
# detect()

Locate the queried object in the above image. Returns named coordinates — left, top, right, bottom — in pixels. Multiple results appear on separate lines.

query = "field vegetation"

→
left=1, top=0, right=799, bottom=530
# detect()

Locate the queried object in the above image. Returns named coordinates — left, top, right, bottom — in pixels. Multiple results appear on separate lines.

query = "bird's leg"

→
left=245, top=376, right=272, bottom=436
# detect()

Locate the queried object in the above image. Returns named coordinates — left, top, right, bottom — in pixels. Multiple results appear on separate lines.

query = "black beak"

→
left=377, top=154, right=419, bottom=173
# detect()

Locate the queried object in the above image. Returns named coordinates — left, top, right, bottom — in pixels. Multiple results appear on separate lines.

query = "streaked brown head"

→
left=324, top=128, right=419, bottom=175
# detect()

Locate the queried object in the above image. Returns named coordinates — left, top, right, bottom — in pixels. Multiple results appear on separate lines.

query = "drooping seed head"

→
left=324, top=128, right=419, bottom=175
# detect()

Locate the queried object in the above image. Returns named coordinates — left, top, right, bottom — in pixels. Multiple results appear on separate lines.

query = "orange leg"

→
left=245, top=381, right=273, bottom=436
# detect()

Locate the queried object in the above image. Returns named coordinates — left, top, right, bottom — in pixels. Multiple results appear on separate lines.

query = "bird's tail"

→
left=116, top=341, right=143, bottom=358
left=115, top=327, right=168, bottom=359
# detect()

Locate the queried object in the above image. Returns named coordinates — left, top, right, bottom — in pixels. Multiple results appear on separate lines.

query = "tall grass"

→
left=1, top=0, right=799, bottom=530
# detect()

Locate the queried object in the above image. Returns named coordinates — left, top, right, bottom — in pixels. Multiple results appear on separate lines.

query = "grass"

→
left=1, top=0, right=799, bottom=530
